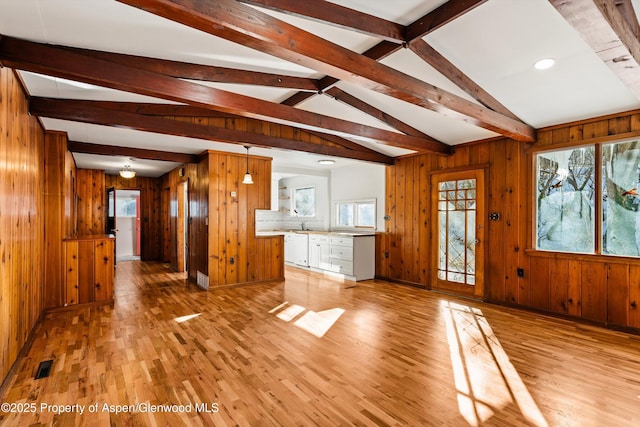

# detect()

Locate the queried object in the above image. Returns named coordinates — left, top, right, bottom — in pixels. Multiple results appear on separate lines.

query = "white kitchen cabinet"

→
left=309, top=234, right=330, bottom=269
left=328, top=235, right=375, bottom=281
left=293, top=233, right=309, bottom=267
left=284, top=232, right=295, bottom=263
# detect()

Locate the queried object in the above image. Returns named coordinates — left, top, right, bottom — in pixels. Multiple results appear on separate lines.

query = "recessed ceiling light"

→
left=533, top=58, right=555, bottom=70
left=317, top=159, right=335, bottom=165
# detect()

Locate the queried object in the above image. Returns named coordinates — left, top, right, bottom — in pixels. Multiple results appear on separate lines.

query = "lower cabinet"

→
left=284, top=232, right=295, bottom=263
left=64, top=236, right=115, bottom=306
left=294, top=233, right=309, bottom=267
left=309, top=234, right=330, bottom=269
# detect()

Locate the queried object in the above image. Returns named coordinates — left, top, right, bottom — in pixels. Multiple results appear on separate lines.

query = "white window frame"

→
left=334, top=198, right=376, bottom=230
left=292, top=186, right=316, bottom=217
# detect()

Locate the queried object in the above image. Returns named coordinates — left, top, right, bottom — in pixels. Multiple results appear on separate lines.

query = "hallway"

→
left=1, top=261, right=640, bottom=426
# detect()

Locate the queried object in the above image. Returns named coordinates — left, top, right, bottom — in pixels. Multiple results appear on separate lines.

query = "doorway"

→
left=431, top=170, right=486, bottom=298
left=114, top=189, right=141, bottom=262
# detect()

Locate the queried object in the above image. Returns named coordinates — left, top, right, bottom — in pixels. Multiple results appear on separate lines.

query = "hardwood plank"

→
left=2, top=261, right=640, bottom=426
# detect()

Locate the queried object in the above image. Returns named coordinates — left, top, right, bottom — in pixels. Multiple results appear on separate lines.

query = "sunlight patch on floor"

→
left=441, top=300, right=548, bottom=427
left=174, top=313, right=201, bottom=323
left=276, top=304, right=306, bottom=321
left=294, top=308, right=345, bottom=338
left=270, top=302, right=344, bottom=338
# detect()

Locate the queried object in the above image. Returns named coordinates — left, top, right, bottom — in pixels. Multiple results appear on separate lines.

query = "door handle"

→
left=475, top=239, right=480, bottom=244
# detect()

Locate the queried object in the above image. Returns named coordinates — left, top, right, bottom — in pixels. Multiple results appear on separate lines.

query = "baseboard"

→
left=0, top=310, right=45, bottom=396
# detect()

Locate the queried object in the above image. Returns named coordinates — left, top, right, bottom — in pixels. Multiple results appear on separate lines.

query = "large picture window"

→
left=603, top=140, right=640, bottom=256
left=535, top=139, right=640, bottom=257
left=536, top=146, right=595, bottom=253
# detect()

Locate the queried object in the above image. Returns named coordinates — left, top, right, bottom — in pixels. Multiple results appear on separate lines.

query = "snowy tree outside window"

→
left=293, top=187, right=315, bottom=217
left=602, top=140, right=640, bottom=256
left=536, top=146, right=595, bottom=253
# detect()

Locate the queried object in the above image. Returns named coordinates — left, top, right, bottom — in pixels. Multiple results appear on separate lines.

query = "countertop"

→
left=255, top=229, right=376, bottom=237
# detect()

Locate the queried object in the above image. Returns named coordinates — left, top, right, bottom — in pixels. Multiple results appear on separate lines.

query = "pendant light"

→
left=119, top=164, right=136, bottom=179
left=242, top=146, right=254, bottom=184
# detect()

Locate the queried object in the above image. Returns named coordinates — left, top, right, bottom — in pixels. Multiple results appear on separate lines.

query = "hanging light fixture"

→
left=242, top=146, right=254, bottom=184
left=119, top=164, right=136, bottom=179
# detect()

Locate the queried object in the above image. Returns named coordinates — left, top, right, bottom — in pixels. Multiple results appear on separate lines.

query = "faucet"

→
left=300, top=221, right=306, bottom=230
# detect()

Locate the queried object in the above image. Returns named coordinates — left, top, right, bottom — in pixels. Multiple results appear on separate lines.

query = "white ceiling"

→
left=2, top=0, right=640, bottom=177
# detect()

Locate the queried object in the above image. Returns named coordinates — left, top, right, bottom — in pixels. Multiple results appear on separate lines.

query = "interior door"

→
left=106, top=186, right=116, bottom=265
left=432, top=170, right=485, bottom=298
left=106, top=187, right=116, bottom=235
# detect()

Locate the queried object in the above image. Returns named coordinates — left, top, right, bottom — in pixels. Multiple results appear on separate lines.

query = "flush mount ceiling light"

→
left=242, top=146, right=254, bottom=184
left=119, top=164, right=136, bottom=179
left=317, top=159, right=335, bottom=165
left=533, top=58, right=555, bottom=70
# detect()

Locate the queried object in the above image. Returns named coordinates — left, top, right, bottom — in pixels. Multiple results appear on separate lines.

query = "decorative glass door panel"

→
left=432, top=171, right=485, bottom=297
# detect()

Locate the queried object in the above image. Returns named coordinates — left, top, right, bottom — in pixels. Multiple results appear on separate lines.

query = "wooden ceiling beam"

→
left=238, top=0, right=405, bottom=43
left=551, top=0, right=640, bottom=100
left=324, top=87, right=433, bottom=138
left=408, top=39, right=519, bottom=120
left=116, top=0, right=534, bottom=142
left=405, top=0, right=488, bottom=41
left=29, top=97, right=396, bottom=165
left=281, top=40, right=399, bottom=106
left=68, top=141, right=200, bottom=163
left=63, top=45, right=319, bottom=91
left=0, top=35, right=447, bottom=153
left=61, top=100, right=385, bottom=155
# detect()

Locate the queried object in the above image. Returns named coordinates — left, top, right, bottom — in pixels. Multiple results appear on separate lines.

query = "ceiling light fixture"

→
left=119, top=164, right=136, bottom=179
left=317, top=159, right=335, bottom=165
left=533, top=58, right=555, bottom=70
left=242, top=146, right=254, bottom=184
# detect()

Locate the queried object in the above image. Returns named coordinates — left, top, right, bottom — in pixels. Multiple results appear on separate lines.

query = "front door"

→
left=432, top=170, right=485, bottom=298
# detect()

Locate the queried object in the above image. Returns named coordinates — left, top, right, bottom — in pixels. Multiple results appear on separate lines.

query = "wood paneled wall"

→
left=176, top=150, right=283, bottom=287
left=43, top=131, right=77, bottom=309
left=0, top=68, right=46, bottom=383
left=104, top=174, right=163, bottom=261
left=378, top=110, right=640, bottom=330
left=161, top=164, right=197, bottom=271
left=76, top=169, right=105, bottom=236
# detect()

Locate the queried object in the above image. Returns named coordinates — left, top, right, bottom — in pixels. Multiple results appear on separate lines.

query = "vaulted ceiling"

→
left=1, top=0, right=640, bottom=176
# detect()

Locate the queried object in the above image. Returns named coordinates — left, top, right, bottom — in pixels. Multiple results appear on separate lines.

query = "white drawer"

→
left=330, top=236, right=353, bottom=247
left=330, top=258, right=353, bottom=275
left=330, top=245, right=353, bottom=261
left=309, top=235, right=329, bottom=244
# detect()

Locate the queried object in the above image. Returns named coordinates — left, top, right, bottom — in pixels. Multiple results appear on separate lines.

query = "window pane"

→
left=356, top=202, right=375, bottom=227
left=294, top=187, right=315, bottom=217
left=536, top=146, right=595, bottom=253
left=337, top=203, right=354, bottom=227
left=602, top=140, right=640, bottom=256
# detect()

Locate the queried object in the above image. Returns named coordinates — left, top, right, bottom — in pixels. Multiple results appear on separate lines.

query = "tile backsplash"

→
left=255, top=209, right=327, bottom=231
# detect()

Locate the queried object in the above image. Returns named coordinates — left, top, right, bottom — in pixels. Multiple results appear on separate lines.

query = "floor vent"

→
left=35, top=360, right=53, bottom=379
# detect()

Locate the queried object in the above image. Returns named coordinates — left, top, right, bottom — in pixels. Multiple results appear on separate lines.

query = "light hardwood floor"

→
left=2, top=261, right=640, bottom=426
